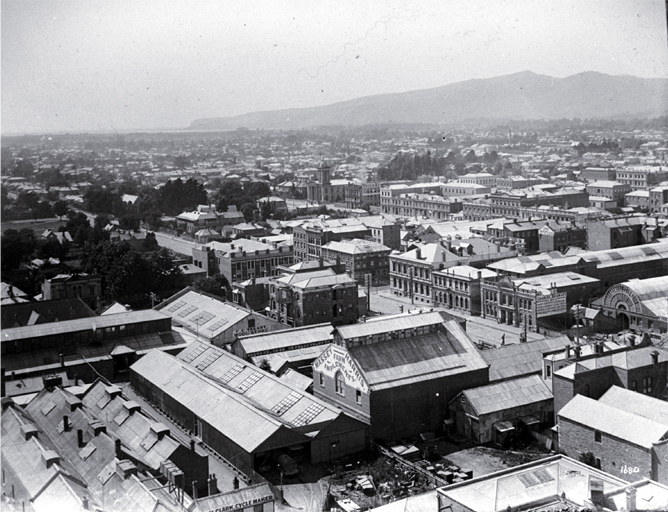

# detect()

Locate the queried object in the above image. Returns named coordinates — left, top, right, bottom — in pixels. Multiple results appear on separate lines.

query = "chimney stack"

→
left=115, top=439, right=122, bottom=459
left=626, top=487, right=637, bottom=512
left=208, top=474, right=218, bottom=496
left=565, top=344, right=571, bottom=358
left=651, top=350, right=659, bottom=365
left=62, top=415, right=70, bottom=432
left=190, top=439, right=196, bottom=451
left=415, top=248, right=422, bottom=260
left=77, top=429, right=84, bottom=448
left=192, top=481, right=198, bottom=500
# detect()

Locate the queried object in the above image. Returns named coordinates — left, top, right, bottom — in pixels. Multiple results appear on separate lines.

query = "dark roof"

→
left=347, top=319, right=488, bottom=390
left=1, top=298, right=97, bottom=329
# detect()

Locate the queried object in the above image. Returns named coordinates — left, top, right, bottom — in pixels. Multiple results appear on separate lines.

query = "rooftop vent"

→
left=42, top=449, right=61, bottom=468
left=121, top=400, right=141, bottom=415
left=116, top=459, right=137, bottom=479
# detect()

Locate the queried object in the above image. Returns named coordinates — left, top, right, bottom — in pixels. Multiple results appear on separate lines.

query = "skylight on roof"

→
left=41, top=400, right=57, bottom=416
left=114, top=409, right=130, bottom=426
left=166, top=300, right=186, bottom=313
left=208, top=319, right=229, bottom=332
left=195, top=350, right=222, bottom=371
left=178, top=305, right=198, bottom=318
left=293, top=403, right=325, bottom=426
left=220, top=363, right=244, bottom=384
left=191, top=311, right=215, bottom=326
left=79, top=443, right=96, bottom=461
left=272, top=391, right=302, bottom=416
left=96, top=394, right=112, bottom=410
left=237, top=372, right=263, bottom=393
left=181, top=343, right=207, bottom=364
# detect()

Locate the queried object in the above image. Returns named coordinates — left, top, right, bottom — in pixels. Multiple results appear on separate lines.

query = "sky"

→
left=2, top=0, right=667, bottom=134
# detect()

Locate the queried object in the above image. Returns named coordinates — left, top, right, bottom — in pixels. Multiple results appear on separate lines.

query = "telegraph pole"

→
left=409, top=268, right=414, bottom=305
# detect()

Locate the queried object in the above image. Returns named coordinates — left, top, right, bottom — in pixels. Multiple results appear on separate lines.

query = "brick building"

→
left=585, top=181, right=631, bottom=206
left=558, top=387, right=668, bottom=484
left=616, top=166, right=668, bottom=191
left=320, top=238, right=391, bottom=285
left=293, top=219, right=370, bottom=262
left=538, top=221, right=588, bottom=253
left=381, top=192, right=463, bottom=220
left=192, top=239, right=294, bottom=284
left=267, top=268, right=358, bottom=327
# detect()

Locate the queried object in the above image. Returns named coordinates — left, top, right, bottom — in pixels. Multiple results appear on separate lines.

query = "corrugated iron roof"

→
left=559, top=394, right=668, bottom=449
left=599, top=386, right=668, bottom=424
left=336, top=311, right=450, bottom=339
left=481, top=336, right=571, bottom=382
left=238, top=322, right=333, bottom=355
left=457, top=375, right=553, bottom=416
left=348, top=319, right=487, bottom=390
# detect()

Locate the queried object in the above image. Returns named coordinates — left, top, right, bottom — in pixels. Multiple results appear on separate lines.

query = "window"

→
left=319, top=373, right=324, bottom=387
left=545, top=365, right=551, bottom=378
left=595, top=430, right=601, bottom=443
left=335, top=372, right=345, bottom=396
left=356, top=389, right=362, bottom=404
left=631, top=380, right=637, bottom=391
left=643, top=376, right=653, bottom=394
left=247, top=318, right=255, bottom=329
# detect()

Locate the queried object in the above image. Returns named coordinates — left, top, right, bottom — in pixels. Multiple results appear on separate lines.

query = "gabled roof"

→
left=346, top=318, right=488, bottom=390
left=1, top=298, right=96, bottom=329
left=599, top=386, right=668, bottom=424
left=558, top=394, right=668, bottom=449
left=455, top=375, right=553, bottom=416
left=176, top=341, right=342, bottom=431
left=238, top=322, right=333, bottom=356
left=481, top=336, right=571, bottom=382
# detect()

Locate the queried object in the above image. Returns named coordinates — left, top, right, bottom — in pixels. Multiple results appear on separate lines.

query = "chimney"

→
left=590, top=479, right=604, bottom=505
left=115, top=439, right=123, bottom=459
left=208, top=474, right=218, bottom=496
left=574, top=346, right=581, bottom=360
left=319, top=254, right=324, bottom=268
left=190, top=439, right=196, bottom=451
left=59, top=352, right=65, bottom=368
left=565, top=344, right=571, bottom=358
left=415, top=248, right=422, bottom=260
left=192, top=481, right=198, bottom=500
left=651, top=350, right=659, bottom=365
left=626, top=486, right=637, bottom=512
left=116, top=460, right=137, bottom=479
left=77, top=429, right=84, bottom=448
left=476, top=270, right=482, bottom=280
left=62, top=415, right=70, bottom=432
left=82, top=496, right=89, bottom=510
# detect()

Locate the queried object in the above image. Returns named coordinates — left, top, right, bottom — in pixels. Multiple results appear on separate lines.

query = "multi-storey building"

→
left=381, top=192, right=463, bottom=220
left=432, top=265, right=496, bottom=315
left=580, top=166, right=617, bottom=182
left=320, top=238, right=391, bottom=285
left=616, top=165, right=668, bottom=191
left=538, top=221, right=588, bottom=253
left=192, top=239, right=294, bottom=284
left=389, top=243, right=462, bottom=304
left=441, top=182, right=491, bottom=196
left=585, top=181, right=631, bottom=206
left=649, top=186, right=668, bottom=212
left=480, top=272, right=601, bottom=333
left=458, top=172, right=498, bottom=187
left=380, top=182, right=443, bottom=214
left=362, top=215, right=402, bottom=251
left=42, top=273, right=102, bottom=311
left=345, top=181, right=380, bottom=209
left=293, top=219, right=370, bottom=262
left=267, top=268, right=358, bottom=327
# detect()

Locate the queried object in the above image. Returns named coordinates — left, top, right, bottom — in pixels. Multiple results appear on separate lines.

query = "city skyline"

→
left=2, top=0, right=667, bottom=134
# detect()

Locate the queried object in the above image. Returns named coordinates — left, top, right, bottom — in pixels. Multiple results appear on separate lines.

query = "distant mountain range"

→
left=190, top=71, right=668, bottom=130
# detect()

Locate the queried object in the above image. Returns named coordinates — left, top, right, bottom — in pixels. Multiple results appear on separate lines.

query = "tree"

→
left=193, top=276, right=226, bottom=299
left=578, top=452, right=598, bottom=468
left=1, top=228, right=37, bottom=271
left=241, top=203, right=256, bottom=222
left=53, top=200, right=69, bottom=220
left=259, top=359, right=272, bottom=372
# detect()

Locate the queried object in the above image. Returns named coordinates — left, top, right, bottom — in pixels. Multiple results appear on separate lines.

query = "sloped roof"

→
left=336, top=311, right=450, bottom=339
left=599, top=386, right=668, bottom=424
left=131, top=349, right=305, bottom=453
left=238, top=322, right=333, bottom=355
left=1, top=298, right=96, bottom=329
left=155, top=287, right=252, bottom=339
left=558, top=394, right=668, bottom=449
left=622, top=275, right=668, bottom=301
left=347, top=319, right=488, bottom=390
left=176, top=340, right=342, bottom=430
left=456, top=375, right=553, bottom=416
left=481, top=336, right=571, bottom=382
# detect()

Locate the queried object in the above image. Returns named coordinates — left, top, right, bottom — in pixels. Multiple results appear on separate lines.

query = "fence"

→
left=371, top=441, right=449, bottom=488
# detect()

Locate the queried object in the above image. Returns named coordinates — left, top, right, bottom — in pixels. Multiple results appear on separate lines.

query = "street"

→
left=368, top=286, right=547, bottom=346
left=152, top=230, right=200, bottom=257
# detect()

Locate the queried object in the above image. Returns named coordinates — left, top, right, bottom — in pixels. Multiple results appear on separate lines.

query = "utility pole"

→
left=575, top=303, right=581, bottom=346
left=365, top=273, right=372, bottom=312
